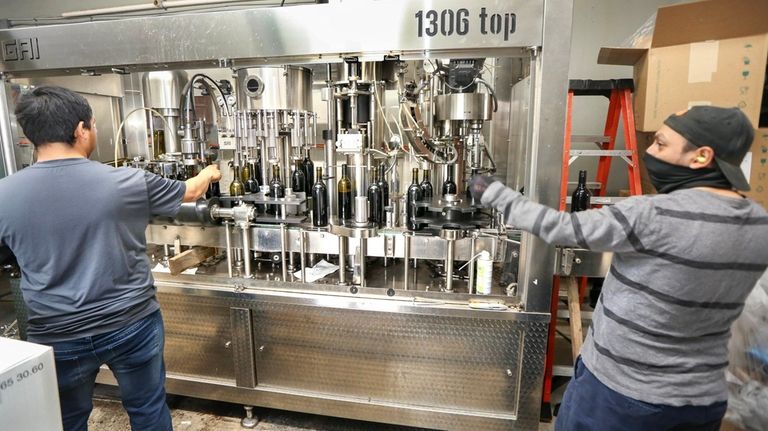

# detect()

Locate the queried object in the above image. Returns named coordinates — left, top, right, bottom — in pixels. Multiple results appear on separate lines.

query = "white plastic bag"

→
left=725, top=270, right=768, bottom=431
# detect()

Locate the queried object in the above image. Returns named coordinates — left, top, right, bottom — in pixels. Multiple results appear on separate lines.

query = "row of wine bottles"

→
left=403, top=167, right=459, bottom=230
left=219, top=152, right=315, bottom=197
left=336, top=163, right=391, bottom=226
left=209, top=157, right=470, bottom=229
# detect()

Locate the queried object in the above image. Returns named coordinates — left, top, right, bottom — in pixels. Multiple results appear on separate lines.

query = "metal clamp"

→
left=557, top=248, right=583, bottom=276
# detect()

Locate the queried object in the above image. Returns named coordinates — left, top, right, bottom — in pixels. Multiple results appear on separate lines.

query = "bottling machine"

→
left=0, top=1, right=577, bottom=429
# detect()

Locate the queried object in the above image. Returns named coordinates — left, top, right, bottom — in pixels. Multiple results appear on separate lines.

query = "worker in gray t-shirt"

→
left=0, top=86, right=221, bottom=431
left=471, top=106, right=768, bottom=431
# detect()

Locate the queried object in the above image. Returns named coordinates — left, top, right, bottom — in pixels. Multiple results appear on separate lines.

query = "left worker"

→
left=0, top=86, right=221, bottom=431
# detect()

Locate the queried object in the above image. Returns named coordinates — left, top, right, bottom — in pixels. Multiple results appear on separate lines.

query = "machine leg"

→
left=240, top=405, right=258, bottom=428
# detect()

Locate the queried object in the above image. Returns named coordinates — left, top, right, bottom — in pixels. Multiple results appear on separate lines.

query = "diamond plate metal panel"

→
left=10, top=278, right=27, bottom=340
left=143, top=285, right=550, bottom=430
left=230, top=307, right=257, bottom=388
left=251, top=302, right=533, bottom=418
left=158, top=292, right=236, bottom=382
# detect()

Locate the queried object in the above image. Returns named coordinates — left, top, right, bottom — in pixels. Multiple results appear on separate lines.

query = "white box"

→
left=0, top=337, right=62, bottom=431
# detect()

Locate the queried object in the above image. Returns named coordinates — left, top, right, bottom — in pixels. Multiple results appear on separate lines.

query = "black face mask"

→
left=642, top=152, right=732, bottom=194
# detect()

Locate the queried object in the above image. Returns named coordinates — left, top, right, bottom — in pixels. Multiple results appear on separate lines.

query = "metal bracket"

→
left=558, top=248, right=580, bottom=276
left=555, top=248, right=611, bottom=277
left=218, top=58, right=234, bottom=68
left=384, top=235, right=395, bottom=258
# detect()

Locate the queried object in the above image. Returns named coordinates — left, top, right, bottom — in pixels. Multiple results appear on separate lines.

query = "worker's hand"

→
left=201, top=164, right=222, bottom=183
left=469, top=175, right=498, bottom=203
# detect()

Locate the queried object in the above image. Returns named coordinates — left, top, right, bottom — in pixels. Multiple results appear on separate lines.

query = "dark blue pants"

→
left=556, top=357, right=727, bottom=431
left=35, top=310, right=172, bottom=431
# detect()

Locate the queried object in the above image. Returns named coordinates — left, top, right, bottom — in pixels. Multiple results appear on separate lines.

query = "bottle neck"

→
left=272, top=165, right=280, bottom=181
left=577, top=170, right=588, bottom=187
left=423, top=170, right=430, bottom=181
left=446, top=166, right=454, bottom=181
left=316, top=167, right=322, bottom=181
left=342, top=164, right=348, bottom=177
left=412, top=168, right=419, bottom=184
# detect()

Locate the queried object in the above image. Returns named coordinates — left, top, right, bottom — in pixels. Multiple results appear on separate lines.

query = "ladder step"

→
left=571, top=135, right=610, bottom=143
left=569, top=78, right=635, bottom=97
left=569, top=149, right=632, bottom=157
left=566, top=196, right=628, bottom=205
left=567, top=181, right=602, bottom=189
left=553, top=365, right=574, bottom=377
left=557, top=309, right=594, bottom=321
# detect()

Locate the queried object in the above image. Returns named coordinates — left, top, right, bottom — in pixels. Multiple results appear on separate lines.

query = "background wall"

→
left=567, top=0, right=688, bottom=194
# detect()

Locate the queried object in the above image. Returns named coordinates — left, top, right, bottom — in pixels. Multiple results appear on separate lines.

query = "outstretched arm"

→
left=476, top=179, right=654, bottom=253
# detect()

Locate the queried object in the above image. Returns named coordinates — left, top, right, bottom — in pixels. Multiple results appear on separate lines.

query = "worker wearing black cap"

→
left=470, top=106, right=768, bottom=430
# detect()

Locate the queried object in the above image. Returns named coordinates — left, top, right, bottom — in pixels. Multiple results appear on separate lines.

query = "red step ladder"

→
left=541, top=79, right=643, bottom=420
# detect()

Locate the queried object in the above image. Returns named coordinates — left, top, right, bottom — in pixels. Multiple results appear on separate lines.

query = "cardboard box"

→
left=0, top=337, right=62, bottom=431
left=598, top=0, right=768, bottom=132
left=744, top=128, right=768, bottom=208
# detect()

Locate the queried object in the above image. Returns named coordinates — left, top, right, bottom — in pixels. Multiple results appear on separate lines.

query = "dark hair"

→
left=14, top=86, right=92, bottom=147
left=678, top=137, right=698, bottom=153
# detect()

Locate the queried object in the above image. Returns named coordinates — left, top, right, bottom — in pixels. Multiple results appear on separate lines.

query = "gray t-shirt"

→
left=0, top=158, right=185, bottom=342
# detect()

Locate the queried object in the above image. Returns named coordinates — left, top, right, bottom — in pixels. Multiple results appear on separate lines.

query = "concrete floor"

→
left=89, top=385, right=437, bottom=431
left=88, top=384, right=555, bottom=430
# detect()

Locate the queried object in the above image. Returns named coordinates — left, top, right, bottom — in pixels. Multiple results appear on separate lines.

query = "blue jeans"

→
left=36, top=310, right=172, bottom=431
left=556, top=357, right=726, bottom=431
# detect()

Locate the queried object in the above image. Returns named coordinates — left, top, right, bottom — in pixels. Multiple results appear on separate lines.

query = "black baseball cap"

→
left=664, top=106, right=754, bottom=191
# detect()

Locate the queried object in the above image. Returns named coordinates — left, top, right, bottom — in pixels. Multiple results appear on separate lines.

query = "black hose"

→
left=179, top=73, right=232, bottom=119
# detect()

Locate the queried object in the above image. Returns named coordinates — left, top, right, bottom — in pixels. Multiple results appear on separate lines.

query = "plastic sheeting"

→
left=726, top=269, right=768, bottom=431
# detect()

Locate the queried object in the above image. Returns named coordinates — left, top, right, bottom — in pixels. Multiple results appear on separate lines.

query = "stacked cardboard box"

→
left=599, top=0, right=768, bottom=205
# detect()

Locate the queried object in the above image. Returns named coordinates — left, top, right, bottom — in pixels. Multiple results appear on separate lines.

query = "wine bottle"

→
left=420, top=168, right=433, bottom=200
left=302, top=151, right=314, bottom=193
left=406, top=168, right=423, bottom=231
left=230, top=165, right=245, bottom=197
left=241, top=162, right=252, bottom=192
left=312, top=167, right=328, bottom=227
left=367, top=170, right=384, bottom=226
left=244, top=160, right=259, bottom=195
left=206, top=161, right=221, bottom=199
left=291, top=159, right=306, bottom=193
left=377, top=162, right=389, bottom=206
left=206, top=181, right=220, bottom=199
left=338, top=164, right=353, bottom=221
left=252, top=158, right=262, bottom=187
left=152, top=129, right=165, bottom=159
left=571, top=169, right=592, bottom=213
left=466, top=168, right=478, bottom=199
left=442, top=165, right=458, bottom=195
left=269, top=164, right=285, bottom=215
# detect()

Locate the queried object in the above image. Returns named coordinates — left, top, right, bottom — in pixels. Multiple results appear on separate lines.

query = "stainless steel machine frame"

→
left=0, top=1, right=574, bottom=429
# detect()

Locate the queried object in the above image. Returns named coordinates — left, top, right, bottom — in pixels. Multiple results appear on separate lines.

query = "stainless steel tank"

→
left=434, top=93, right=493, bottom=121
left=142, top=70, right=188, bottom=154
left=236, top=66, right=312, bottom=111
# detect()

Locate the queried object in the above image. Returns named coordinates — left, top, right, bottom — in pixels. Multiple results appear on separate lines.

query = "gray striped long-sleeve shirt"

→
left=481, top=182, right=768, bottom=406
